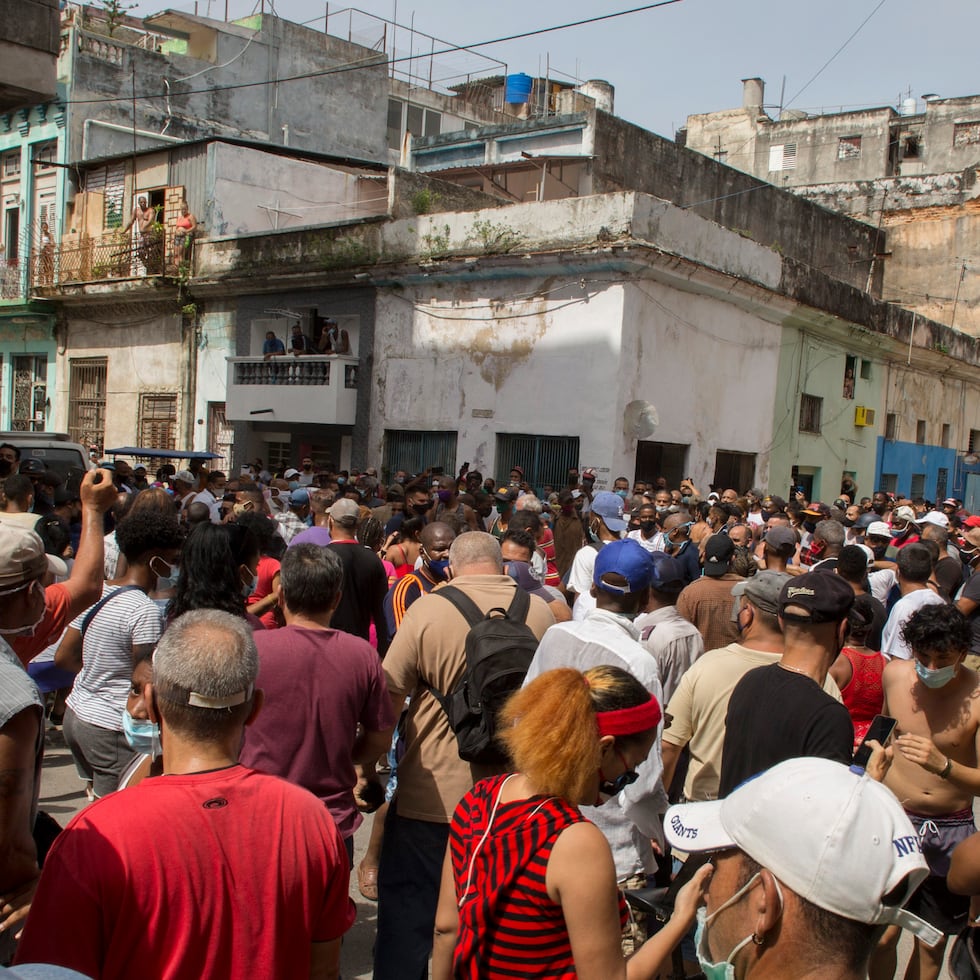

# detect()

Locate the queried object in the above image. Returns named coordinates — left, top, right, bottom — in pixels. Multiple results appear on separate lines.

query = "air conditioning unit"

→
left=854, top=406, right=876, bottom=427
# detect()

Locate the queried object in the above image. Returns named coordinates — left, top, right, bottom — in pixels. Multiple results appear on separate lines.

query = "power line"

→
left=61, top=0, right=684, bottom=107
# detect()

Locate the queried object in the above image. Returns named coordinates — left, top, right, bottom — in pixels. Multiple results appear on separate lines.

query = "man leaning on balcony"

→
left=290, top=323, right=315, bottom=356
left=263, top=331, right=286, bottom=360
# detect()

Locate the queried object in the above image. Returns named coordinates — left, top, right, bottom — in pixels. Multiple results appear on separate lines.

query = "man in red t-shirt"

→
left=16, top=610, right=355, bottom=978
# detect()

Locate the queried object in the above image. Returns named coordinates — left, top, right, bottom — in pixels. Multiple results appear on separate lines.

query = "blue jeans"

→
left=373, top=801, right=451, bottom=980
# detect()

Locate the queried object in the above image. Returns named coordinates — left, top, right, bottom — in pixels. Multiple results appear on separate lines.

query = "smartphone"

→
left=852, top=714, right=897, bottom=769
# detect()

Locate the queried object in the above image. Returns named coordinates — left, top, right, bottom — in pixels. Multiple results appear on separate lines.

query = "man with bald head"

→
left=661, top=511, right=700, bottom=584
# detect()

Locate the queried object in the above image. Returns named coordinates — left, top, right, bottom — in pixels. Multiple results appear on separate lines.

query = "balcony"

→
left=32, top=230, right=193, bottom=290
left=1, top=259, right=25, bottom=301
left=225, top=354, right=359, bottom=426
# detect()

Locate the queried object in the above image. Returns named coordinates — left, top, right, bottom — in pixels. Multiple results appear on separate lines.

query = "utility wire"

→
left=62, top=0, right=684, bottom=107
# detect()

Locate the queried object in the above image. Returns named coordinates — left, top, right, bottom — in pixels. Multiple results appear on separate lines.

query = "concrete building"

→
left=192, top=189, right=980, bottom=505
left=684, top=79, right=980, bottom=336
left=0, top=0, right=58, bottom=114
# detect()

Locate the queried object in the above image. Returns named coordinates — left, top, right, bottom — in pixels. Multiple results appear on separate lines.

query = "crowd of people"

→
left=3, top=446, right=980, bottom=979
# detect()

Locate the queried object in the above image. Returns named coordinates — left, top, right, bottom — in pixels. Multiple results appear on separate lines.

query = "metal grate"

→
left=68, top=357, right=107, bottom=455
left=495, top=433, right=579, bottom=494
left=208, top=402, right=233, bottom=468
left=383, top=429, right=457, bottom=483
left=799, top=393, right=823, bottom=434
left=11, top=355, right=47, bottom=432
left=138, top=392, right=178, bottom=450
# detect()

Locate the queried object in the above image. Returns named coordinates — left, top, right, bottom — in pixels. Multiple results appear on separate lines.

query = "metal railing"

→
left=0, top=259, right=24, bottom=300
left=34, top=230, right=193, bottom=288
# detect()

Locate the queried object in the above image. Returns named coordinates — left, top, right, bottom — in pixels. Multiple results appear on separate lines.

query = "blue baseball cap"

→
left=289, top=488, right=310, bottom=506
left=648, top=552, right=685, bottom=594
left=593, top=538, right=655, bottom=594
left=591, top=491, right=628, bottom=532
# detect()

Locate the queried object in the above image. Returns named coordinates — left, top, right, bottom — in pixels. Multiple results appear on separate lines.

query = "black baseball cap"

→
left=778, top=572, right=854, bottom=624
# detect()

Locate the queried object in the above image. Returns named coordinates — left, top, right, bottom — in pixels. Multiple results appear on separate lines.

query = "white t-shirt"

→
left=66, top=584, right=163, bottom=731
left=568, top=544, right=600, bottom=621
left=881, top=588, right=946, bottom=660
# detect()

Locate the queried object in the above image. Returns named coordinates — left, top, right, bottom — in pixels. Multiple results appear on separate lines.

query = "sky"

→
left=127, top=0, right=980, bottom=139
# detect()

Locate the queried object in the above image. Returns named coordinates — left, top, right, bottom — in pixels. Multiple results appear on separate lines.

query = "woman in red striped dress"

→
left=433, top=665, right=711, bottom=979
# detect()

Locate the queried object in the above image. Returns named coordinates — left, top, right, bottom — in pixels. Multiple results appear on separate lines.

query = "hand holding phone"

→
left=852, top=714, right=897, bottom=770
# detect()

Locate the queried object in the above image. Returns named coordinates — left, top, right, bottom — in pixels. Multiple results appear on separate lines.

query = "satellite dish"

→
left=623, top=400, right=659, bottom=440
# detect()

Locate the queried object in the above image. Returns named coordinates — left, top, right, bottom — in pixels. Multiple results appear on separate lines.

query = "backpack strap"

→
left=436, top=585, right=488, bottom=627
left=80, top=585, right=143, bottom=639
left=504, top=584, right=531, bottom=622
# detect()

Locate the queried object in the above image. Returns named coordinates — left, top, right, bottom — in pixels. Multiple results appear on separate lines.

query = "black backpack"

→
left=426, top=585, right=539, bottom=764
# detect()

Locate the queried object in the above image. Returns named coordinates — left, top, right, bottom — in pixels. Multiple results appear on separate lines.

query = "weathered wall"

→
left=591, top=112, right=882, bottom=293
left=68, top=15, right=390, bottom=164
left=0, top=0, right=58, bottom=112
left=54, top=302, right=188, bottom=451
left=207, top=143, right=388, bottom=238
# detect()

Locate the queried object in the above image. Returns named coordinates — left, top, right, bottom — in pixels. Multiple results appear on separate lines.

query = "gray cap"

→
left=173, top=469, right=195, bottom=485
left=329, top=497, right=360, bottom=526
left=763, top=525, right=797, bottom=558
left=732, top=570, right=791, bottom=616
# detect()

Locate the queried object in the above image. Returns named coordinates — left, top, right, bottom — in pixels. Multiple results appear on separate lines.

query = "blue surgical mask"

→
left=915, top=660, right=958, bottom=688
left=695, top=872, right=779, bottom=980
left=241, top=571, right=258, bottom=599
left=427, top=557, right=451, bottom=580
left=152, top=557, right=179, bottom=591
left=615, top=489, right=628, bottom=500
left=121, top=709, right=161, bottom=757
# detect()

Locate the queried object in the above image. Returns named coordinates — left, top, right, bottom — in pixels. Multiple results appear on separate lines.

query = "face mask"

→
left=802, top=520, right=817, bottom=534
left=422, top=548, right=451, bottom=580
left=587, top=523, right=601, bottom=544
left=961, top=549, right=979, bottom=567
left=151, top=557, right=179, bottom=591
left=337, top=477, right=346, bottom=486
left=639, top=520, right=657, bottom=534
left=241, top=570, right=258, bottom=599
left=395, top=476, right=405, bottom=485
left=122, top=708, right=161, bottom=757
left=437, top=489, right=453, bottom=505
left=495, top=502, right=508, bottom=514
left=0, top=580, right=46, bottom=637
left=915, top=660, right=958, bottom=688
left=411, top=502, right=430, bottom=516
left=695, top=872, right=779, bottom=980
left=596, top=748, right=639, bottom=803
left=615, top=489, right=628, bottom=500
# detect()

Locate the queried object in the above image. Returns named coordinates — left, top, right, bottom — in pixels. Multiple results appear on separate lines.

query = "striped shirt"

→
left=450, top=774, right=627, bottom=978
left=66, top=584, right=162, bottom=732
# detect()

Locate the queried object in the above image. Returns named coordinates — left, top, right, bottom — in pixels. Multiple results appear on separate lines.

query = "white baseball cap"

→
left=867, top=520, right=892, bottom=539
left=664, top=758, right=941, bottom=947
left=919, top=511, right=949, bottom=529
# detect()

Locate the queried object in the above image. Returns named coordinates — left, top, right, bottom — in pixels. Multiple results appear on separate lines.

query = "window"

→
left=207, top=402, right=232, bottom=467
left=68, top=357, right=107, bottom=455
left=85, top=162, right=126, bottom=229
left=880, top=473, right=898, bottom=494
left=937, top=468, right=949, bottom=502
left=886, top=413, right=898, bottom=440
left=32, top=143, right=56, bottom=170
left=838, top=135, right=862, bottom=160
left=635, top=440, right=688, bottom=491
left=495, top=433, right=580, bottom=493
left=264, top=440, right=292, bottom=474
left=386, top=99, right=442, bottom=148
left=138, top=393, right=178, bottom=449
left=799, top=394, right=823, bottom=434
left=916, top=420, right=927, bottom=444
left=11, top=355, right=47, bottom=432
left=970, top=429, right=980, bottom=454
left=860, top=359, right=872, bottom=380
left=3, top=208, right=20, bottom=263
left=384, top=429, right=457, bottom=484
left=1, top=151, right=20, bottom=177
left=941, top=423, right=951, bottom=449
left=903, top=135, right=921, bottom=159
left=843, top=355, right=856, bottom=399
left=713, top=451, right=756, bottom=495
left=953, top=122, right=980, bottom=148
left=910, top=474, right=926, bottom=499
left=768, top=143, right=797, bottom=172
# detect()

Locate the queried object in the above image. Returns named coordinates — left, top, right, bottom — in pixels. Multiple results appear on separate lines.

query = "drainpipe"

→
left=182, top=311, right=198, bottom=451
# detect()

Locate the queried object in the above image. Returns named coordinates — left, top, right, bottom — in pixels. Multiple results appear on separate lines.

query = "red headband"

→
left=596, top=697, right=662, bottom=737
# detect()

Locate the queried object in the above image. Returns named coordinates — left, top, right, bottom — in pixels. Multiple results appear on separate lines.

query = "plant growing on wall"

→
left=471, top=219, right=525, bottom=255
left=420, top=224, right=452, bottom=261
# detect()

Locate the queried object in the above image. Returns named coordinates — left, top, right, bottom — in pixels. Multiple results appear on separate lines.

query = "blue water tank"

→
left=504, top=73, right=533, bottom=105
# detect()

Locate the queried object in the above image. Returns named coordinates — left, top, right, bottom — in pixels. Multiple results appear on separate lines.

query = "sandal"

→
left=357, top=862, right=379, bottom=901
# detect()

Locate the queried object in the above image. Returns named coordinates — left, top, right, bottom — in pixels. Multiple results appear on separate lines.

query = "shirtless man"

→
left=870, top=603, right=980, bottom=980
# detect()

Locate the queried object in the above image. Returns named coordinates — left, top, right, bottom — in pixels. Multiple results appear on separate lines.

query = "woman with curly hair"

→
left=433, top=665, right=710, bottom=980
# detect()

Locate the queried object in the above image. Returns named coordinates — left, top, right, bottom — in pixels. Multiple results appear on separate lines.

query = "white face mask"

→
left=0, top=579, right=46, bottom=637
